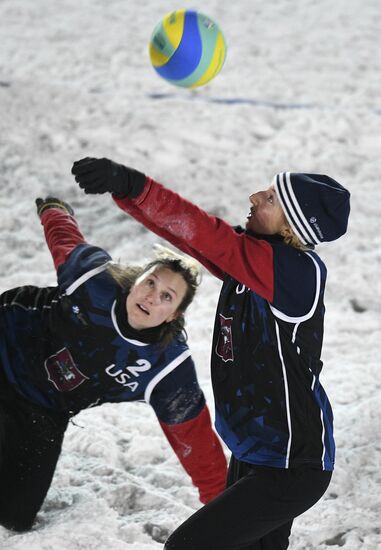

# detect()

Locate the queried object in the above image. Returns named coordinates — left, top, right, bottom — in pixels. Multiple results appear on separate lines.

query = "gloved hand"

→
left=71, top=157, right=146, bottom=198
left=35, top=197, right=74, bottom=218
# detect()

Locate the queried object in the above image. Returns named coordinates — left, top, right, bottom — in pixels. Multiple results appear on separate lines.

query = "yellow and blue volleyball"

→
left=149, top=9, right=227, bottom=88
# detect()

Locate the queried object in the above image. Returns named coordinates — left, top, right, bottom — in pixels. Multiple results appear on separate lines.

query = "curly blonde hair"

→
left=281, top=226, right=311, bottom=251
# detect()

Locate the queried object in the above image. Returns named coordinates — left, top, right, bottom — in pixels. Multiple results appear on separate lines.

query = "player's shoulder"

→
left=57, top=244, right=113, bottom=293
left=270, top=244, right=327, bottom=318
left=273, top=242, right=327, bottom=276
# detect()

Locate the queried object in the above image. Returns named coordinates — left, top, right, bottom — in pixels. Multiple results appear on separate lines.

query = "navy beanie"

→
left=273, top=172, right=350, bottom=246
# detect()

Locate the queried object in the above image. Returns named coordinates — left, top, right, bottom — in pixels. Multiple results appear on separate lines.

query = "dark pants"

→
left=0, top=375, right=69, bottom=531
left=164, top=455, right=332, bottom=550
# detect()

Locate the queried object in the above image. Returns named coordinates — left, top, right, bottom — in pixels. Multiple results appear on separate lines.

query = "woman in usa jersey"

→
left=0, top=196, right=227, bottom=532
left=72, top=157, right=350, bottom=550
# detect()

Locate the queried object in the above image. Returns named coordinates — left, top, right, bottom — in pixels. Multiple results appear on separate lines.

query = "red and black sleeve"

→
left=113, top=177, right=274, bottom=302
left=40, top=208, right=87, bottom=270
left=159, top=405, right=227, bottom=504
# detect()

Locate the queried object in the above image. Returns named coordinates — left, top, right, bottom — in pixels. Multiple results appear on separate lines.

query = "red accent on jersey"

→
left=160, top=405, right=227, bottom=504
left=40, top=209, right=86, bottom=270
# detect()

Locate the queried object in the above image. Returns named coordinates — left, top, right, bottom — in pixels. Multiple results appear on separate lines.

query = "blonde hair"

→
left=280, top=224, right=311, bottom=251
left=107, top=245, right=201, bottom=345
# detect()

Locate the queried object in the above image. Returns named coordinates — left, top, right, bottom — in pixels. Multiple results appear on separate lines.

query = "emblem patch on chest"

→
left=45, top=347, right=89, bottom=391
left=215, top=314, right=234, bottom=362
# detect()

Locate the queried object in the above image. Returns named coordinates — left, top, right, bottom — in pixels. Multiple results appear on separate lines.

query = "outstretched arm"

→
left=72, top=158, right=274, bottom=301
left=149, top=356, right=227, bottom=504
left=37, top=197, right=86, bottom=270
left=114, top=177, right=274, bottom=300
left=113, top=194, right=225, bottom=280
left=159, top=405, right=227, bottom=504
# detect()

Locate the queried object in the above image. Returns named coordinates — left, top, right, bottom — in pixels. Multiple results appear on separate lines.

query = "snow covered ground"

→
left=1, top=0, right=381, bottom=548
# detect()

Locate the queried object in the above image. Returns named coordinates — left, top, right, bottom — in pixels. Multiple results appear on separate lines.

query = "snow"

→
left=1, top=0, right=381, bottom=548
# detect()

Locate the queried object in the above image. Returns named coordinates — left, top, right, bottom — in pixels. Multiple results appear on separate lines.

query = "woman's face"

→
left=246, top=186, right=288, bottom=235
left=126, top=266, right=188, bottom=330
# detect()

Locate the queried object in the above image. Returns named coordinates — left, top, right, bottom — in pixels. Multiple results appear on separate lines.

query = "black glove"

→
left=36, top=197, right=74, bottom=218
left=71, top=157, right=146, bottom=198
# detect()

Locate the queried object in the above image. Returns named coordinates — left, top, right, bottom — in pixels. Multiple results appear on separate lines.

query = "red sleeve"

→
left=114, top=177, right=274, bottom=301
left=40, top=208, right=87, bottom=270
left=159, top=405, right=227, bottom=504
left=113, top=191, right=225, bottom=280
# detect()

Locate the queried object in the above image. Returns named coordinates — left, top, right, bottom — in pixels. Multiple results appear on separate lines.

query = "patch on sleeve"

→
left=215, top=314, right=234, bottom=362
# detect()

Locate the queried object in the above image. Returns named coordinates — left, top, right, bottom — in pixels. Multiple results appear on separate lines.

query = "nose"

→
left=249, top=193, right=259, bottom=206
left=145, top=289, right=160, bottom=305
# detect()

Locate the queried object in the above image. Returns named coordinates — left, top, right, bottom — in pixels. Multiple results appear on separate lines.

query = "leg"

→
left=165, top=457, right=332, bottom=550
left=250, top=521, right=293, bottom=550
left=0, top=387, right=69, bottom=531
left=226, top=457, right=293, bottom=550
left=0, top=402, right=5, bottom=466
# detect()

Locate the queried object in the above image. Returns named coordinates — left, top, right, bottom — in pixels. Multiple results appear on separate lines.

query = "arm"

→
left=114, top=195, right=225, bottom=280
left=149, top=356, right=227, bottom=504
left=37, top=199, right=112, bottom=292
left=159, top=405, right=227, bottom=504
left=114, top=177, right=274, bottom=301
left=40, top=207, right=86, bottom=270
left=72, top=158, right=319, bottom=317
left=124, top=185, right=322, bottom=316
left=72, top=158, right=274, bottom=301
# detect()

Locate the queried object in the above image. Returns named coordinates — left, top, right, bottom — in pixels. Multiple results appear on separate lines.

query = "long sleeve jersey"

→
left=0, top=208, right=227, bottom=503
left=113, top=177, right=335, bottom=471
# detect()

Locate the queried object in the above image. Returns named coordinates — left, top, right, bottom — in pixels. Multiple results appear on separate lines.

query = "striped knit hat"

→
left=273, top=172, right=350, bottom=246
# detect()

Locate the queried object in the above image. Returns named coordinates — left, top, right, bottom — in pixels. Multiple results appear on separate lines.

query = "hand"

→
left=36, top=197, right=74, bottom=217
left=71, top=157, right=146, bottom=198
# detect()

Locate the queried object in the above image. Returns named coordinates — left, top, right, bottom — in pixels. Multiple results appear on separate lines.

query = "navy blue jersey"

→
left=0, top=208, right=228, bottom=504
left=212, top=240, right=334, bottom=470
left=114, top=178, right=336, bottom=471
left=0, top=244, right=198, bottom=416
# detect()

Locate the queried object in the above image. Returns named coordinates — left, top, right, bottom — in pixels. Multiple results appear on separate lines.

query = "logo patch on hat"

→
left=309, top=217, right=324, bottom=239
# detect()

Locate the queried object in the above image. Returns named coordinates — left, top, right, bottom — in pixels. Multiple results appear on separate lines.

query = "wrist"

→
left=36, top=197, right=74, bottom=218
left=38, top=204, right=69, bottom=216
left=113, top=165, right=146, bottom=199
left=129, top=168, right=147, bottom=198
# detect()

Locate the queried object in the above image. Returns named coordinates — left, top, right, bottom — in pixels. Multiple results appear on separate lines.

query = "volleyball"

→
left=149, top=9, right=227, bottom=88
